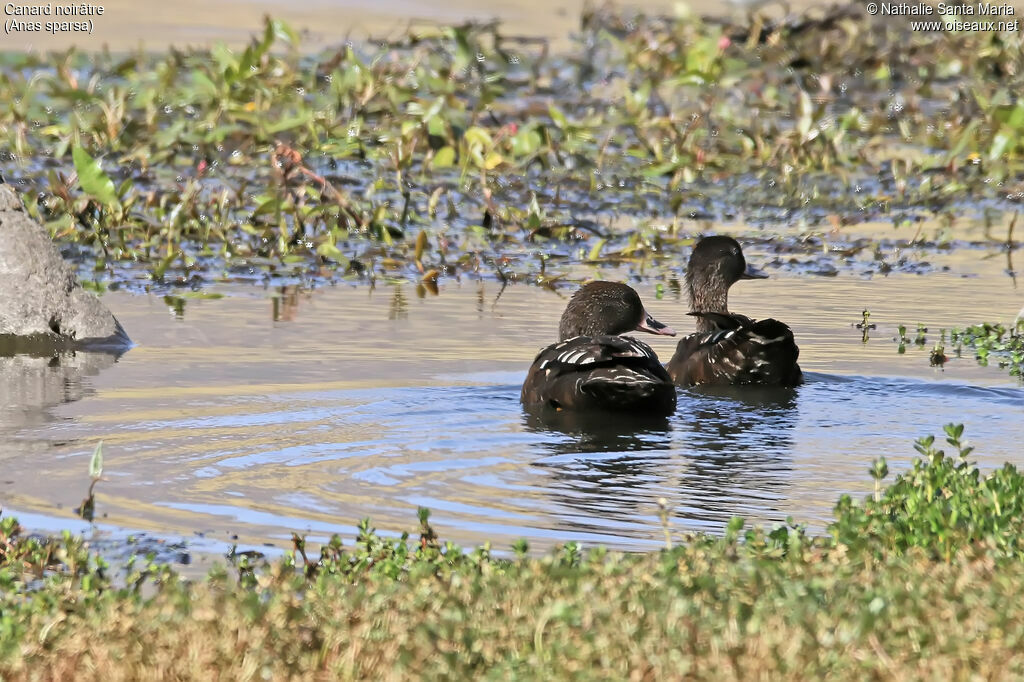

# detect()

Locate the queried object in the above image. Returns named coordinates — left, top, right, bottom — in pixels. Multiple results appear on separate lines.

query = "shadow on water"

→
left=678, top=383, right=799, bottom=453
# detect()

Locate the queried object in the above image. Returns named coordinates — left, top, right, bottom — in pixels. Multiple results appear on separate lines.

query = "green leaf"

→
left=190, top=71, right=219, bottom=100
left=548, top=105, right=568, bottom=130
left=642, top=162, right=680, bottom=177
left=414, top=230, right=428, bottom=263
left=423, top=98, right=446, bottom=125
left=211, top=44, right=239, bottom=80
left=268, top=18, right=299, bottom=48
left=182, top=292, right=225, bottom=300
left=463, top=126, right=493, bottom=150
left=265, top=111, right=313, bottom=135
left=432, top=146, right=456, bottom=168
left=316, top=242, right=348, bottom=265
left=72, top=147, right=118, bottom=206
left=89, top=441, right=104, bottom=479
left=483, top=151, right=504, bottom=170
left=511, top=128, right=542, bottom=157
left=152, top=251, right=178, bottom=280
left=989, top=129, right=1013, bottom=161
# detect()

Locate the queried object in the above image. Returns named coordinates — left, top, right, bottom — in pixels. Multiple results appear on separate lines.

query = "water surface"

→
left=2, top=259, right=1022, bottom=553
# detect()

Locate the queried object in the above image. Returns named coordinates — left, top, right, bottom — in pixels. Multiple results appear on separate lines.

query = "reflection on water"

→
left=523, top=387, right=799, bottom=538
left=670, top=385, right=798, bottom=526
left=0, top=349, right=122, bottom=487
left=678, top=384, right=798, bottom=456
left=523, top=410, right=673, bottom=454
left=524, top=411, right=675, bottom=538
left=0, top=351, right=120, bottom=433
left=0, top=270, right=1022, bottom=553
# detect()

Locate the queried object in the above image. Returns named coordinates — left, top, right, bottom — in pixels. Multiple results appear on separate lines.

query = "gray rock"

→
left=0, top=185, right=130, bottom=352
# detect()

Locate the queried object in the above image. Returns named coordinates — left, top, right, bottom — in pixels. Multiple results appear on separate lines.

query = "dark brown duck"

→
left=666, top=236, right=803, bottom=387
left=521, top=281, right=678, bottom=415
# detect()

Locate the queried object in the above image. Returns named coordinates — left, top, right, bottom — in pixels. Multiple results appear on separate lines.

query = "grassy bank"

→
left=3, top=424, right=1024, bottom=678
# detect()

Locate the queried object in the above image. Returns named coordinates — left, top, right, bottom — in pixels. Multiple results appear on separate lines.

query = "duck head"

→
left=558, top=281, right=676, bottom=341
left=686, top=236, right=766, bottom=325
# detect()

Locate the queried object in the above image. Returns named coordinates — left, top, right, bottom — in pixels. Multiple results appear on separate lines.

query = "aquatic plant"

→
left=930, top=329, right=948, bottom=367
left=1, top=7, right=1022, bottom=291
left=74, top=441, right=104, bottom=522
left=855, top=308, right=875, bottom=343
left=898, top=318, right=1024, bottom=378
left=953, top=321, right=1024, bottom=377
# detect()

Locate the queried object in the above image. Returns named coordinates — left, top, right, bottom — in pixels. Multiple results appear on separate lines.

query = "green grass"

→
left=3, top=424, right=1024, bottom=678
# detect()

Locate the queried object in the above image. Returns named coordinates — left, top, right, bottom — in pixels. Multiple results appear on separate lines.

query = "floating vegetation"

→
left=895, top=319, right=1024, bottom=378
left=1, top=7, right=1023, bottom=291
left=854, top=308, right=875, bottom=342
left=930, top=329, right=948, bottom=367
left=915, top=323, right=929, bottom=346
left=953, top=321, right=1024, bottom=377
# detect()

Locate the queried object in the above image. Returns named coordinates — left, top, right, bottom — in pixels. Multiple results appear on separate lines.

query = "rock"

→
left=0, top=185, right=130, bottom=352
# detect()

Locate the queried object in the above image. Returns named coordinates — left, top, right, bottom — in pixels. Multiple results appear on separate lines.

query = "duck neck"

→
left=687, top=271, right=730, bottom=333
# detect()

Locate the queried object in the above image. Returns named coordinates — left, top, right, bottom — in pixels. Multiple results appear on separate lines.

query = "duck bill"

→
left=636, top=310, right=676, bottom=337
left=739, top=264, right=769, bottom=280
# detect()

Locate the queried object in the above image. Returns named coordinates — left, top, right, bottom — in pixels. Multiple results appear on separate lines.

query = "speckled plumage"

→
left=669, top=312, right=802, bottom=386
left=666, top=237, right=803, bottom=387
left=522, top=282, right=677, bottom=414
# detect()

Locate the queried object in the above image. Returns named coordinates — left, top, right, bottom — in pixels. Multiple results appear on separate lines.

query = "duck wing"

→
left=667, top=313, right=802, bottom=387
left=521, top=335, right=676, bottom=414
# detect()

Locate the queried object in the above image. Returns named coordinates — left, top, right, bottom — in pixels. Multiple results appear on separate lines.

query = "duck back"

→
left=522, top=335, right=677, bottom=415
left=667, top=312, right=802, bottom=387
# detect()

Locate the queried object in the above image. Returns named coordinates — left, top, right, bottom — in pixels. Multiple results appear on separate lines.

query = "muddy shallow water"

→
left=2, top=246, right=1022, bottom=555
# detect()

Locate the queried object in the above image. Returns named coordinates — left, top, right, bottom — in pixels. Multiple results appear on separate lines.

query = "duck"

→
left=521, top=281, right=678, bottom=415
left=666, top=236, right=803, bottom=387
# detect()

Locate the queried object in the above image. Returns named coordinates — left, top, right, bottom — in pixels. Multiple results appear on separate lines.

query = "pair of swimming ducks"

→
left=521, top=236, right=802, bottom=416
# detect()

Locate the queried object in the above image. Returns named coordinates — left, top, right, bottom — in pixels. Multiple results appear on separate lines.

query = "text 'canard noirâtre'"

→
left=4, top=3, right=103, bottom=34
left=4, top=3, right=103, bottom=15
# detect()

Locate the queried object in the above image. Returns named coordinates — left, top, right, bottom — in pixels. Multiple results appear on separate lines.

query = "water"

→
left=1, top=257, right=1022, bottom=555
